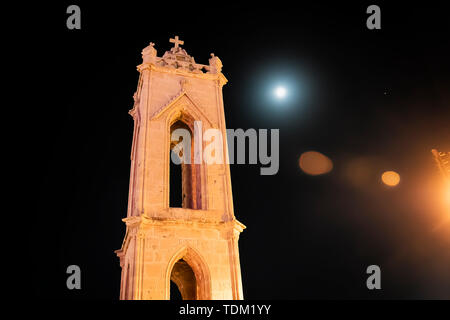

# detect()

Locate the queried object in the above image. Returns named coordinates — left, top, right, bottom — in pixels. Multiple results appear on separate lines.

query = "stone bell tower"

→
left=115, top=36, right=245, bottom=300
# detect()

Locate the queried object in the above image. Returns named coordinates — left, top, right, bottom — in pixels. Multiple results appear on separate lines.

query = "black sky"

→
left=28, top=2, right=450, bottom=299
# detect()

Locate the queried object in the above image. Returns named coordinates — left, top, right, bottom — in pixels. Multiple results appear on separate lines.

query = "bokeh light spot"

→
left=299, top=151, right=333, bottom=176
left=381, top=171, right=401, bottom=187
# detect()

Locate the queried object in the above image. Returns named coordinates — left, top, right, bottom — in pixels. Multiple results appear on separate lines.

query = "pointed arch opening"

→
left=166, top=246, right=212, bottom=300
left=169, top=112, right=204, bottom=209
left=170, top=259, right=197, bottom=300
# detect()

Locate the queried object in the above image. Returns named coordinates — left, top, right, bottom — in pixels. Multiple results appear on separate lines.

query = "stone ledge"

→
left=122, top=212, right=246, bottom=232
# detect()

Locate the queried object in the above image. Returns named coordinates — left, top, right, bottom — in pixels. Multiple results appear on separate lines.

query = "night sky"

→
left=29, top=2, right=450, bottom=299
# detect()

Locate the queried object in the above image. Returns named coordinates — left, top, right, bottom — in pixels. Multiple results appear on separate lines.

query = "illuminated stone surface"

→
left=432, top=149, right=450, bottom=181
left=115, top=37, right=245, bottom=300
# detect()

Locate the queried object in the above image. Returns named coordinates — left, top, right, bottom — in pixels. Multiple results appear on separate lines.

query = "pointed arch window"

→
left=169, top=117, right=203, bottom=209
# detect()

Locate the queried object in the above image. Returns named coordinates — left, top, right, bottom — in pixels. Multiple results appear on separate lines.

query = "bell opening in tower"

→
left=169, top=119, right=200, bottom=209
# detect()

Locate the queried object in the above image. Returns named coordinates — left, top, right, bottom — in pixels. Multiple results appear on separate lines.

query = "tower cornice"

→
left=137, top=63, right=228, bottom=86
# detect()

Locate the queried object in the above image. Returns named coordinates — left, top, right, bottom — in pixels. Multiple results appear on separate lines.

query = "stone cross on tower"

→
left=169, top=35, right=184, bottom=48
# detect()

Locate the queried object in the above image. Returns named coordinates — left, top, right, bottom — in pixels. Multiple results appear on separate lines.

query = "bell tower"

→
left=115, top=36, right=245, bottom=300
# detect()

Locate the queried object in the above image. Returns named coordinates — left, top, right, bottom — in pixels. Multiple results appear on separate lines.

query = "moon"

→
left=274, top=86, right=287, bottom=99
